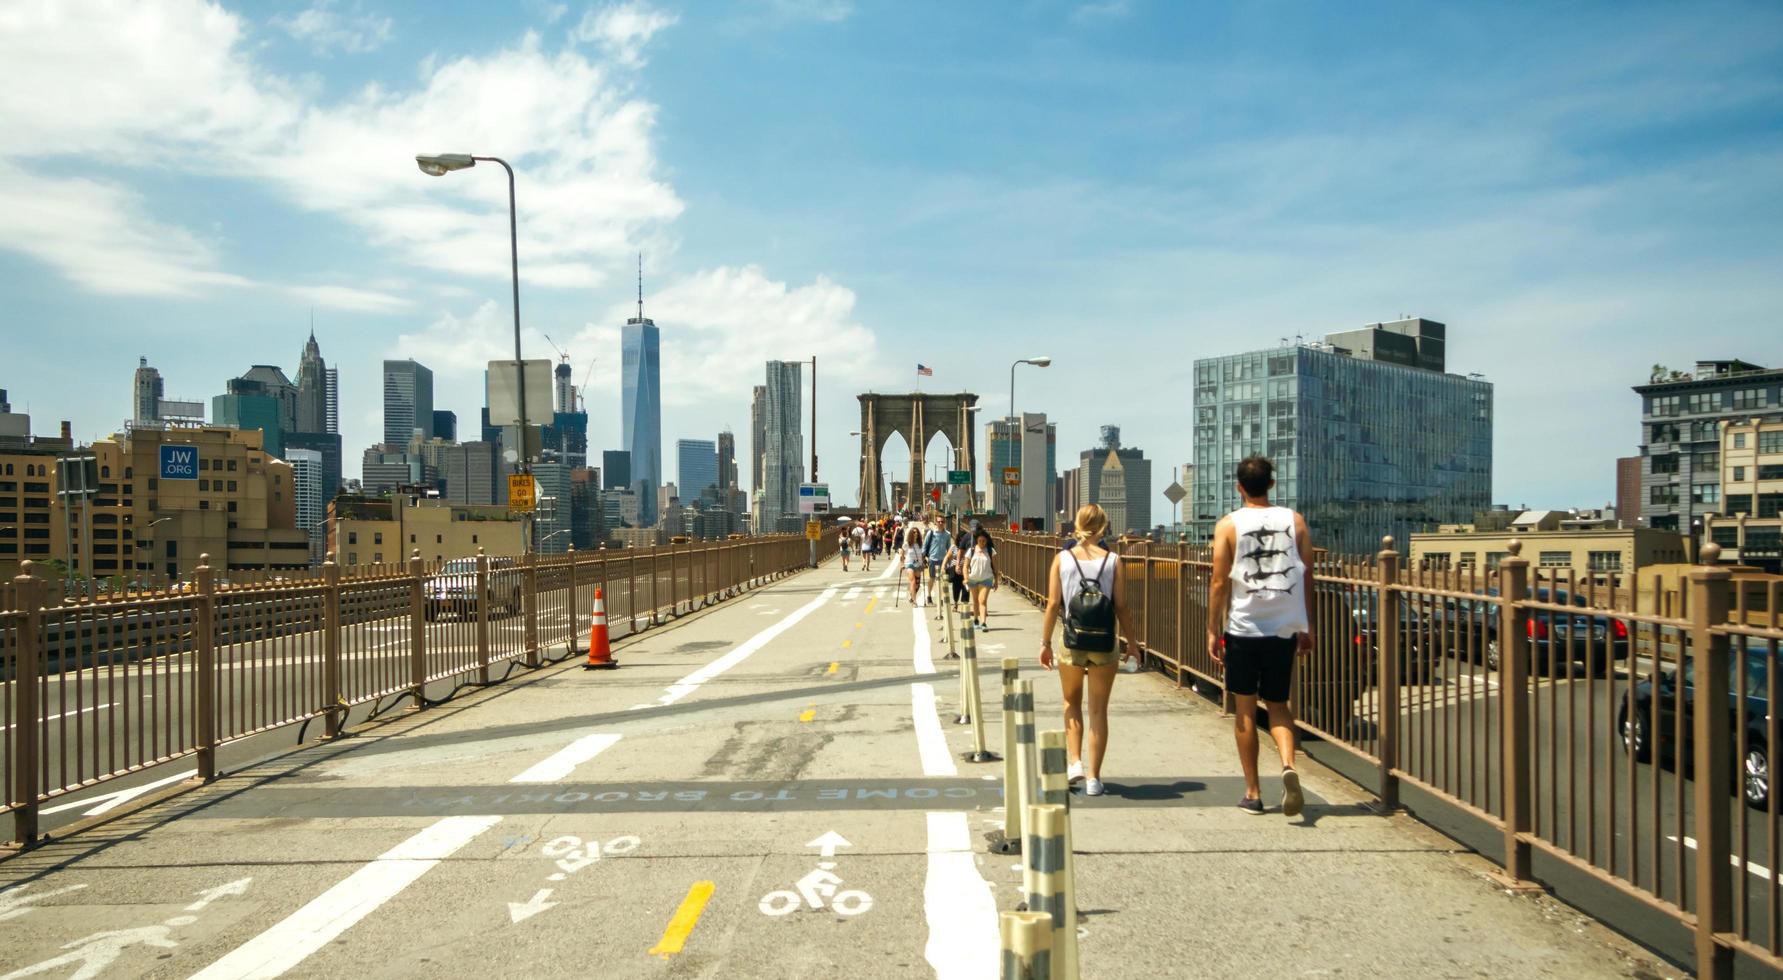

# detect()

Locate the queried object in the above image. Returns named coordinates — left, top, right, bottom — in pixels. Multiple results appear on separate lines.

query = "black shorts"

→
left=1224, top=633, right=1297, bottom=703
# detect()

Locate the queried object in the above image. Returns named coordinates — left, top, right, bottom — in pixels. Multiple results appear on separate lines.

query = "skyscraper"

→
left=133, top=357, right=163, bottom=426
left=750, top=385, right=767, bottom=494
left=762, top=361, right=805, bottom=532
left=555, top=361, right=575, bottom=413
left=383, top=360, right=434, bottom=447
left=1072, top=427, right=1151, bottom=537
left=621, top=270, right=662, bottom=526
left=603, top=450, right=631, bottom=491
left=677, top=438, right=719, bottom=502
left=296, top=331, right=328, bottom=434
left=718, top=431, right=737, bottom=489
left=1632, top=359, right=1783, bottom=533
left=1190, top=321, right=1492, bottom=554
left=432, top=410, right=457, bottom=443
left=214, top=366, right=296, bottom=457
left=324, top=367, right=339, bottom=435
left=287, top=447, right=326, bottom=563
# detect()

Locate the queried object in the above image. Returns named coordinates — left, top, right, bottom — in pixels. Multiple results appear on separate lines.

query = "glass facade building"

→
left=621, top=317, right=662, bottom=526
left=1190, top=343, right=1493, bottom=556
left=677, top=438, right=719, bottom=503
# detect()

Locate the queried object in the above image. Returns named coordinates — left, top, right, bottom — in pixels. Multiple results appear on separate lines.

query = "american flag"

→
left=916, top=364, right=933, bottom=377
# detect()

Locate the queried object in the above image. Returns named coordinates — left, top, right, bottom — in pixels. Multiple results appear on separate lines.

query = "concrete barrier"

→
left=1024, top=802, right=1078, bottom=979
left=961, top=620, right=997, bottom=763
left=999, top=910, right=1054, bottom=980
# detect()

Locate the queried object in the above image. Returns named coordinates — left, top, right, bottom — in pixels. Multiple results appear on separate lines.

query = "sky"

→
left=2, top=0, right=1780, bottom=518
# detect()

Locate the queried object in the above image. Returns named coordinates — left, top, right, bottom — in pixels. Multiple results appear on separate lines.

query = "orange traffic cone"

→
left=583, top=587, right=617, bottom=670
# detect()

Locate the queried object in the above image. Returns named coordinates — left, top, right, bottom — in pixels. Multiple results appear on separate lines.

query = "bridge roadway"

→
left=0, top=562, right=1675, bottom=978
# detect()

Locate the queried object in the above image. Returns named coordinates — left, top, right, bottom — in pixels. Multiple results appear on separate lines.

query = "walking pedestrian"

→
left=850, top=522, right=866, bottom=570
left=903, top=528, right=926, bottom=605
left=837, top=528, right=851, bottom=571
left=862, top=525, right=877, bottom=571
left=944, top=528, right=970, bottom=608
left=1207, top=455, right=1313, bottom=817
left=922, top=517, right=951, bottom=608
left=1038, top=504, right=1139, bottom=797
left=963, top=527, right=997, bottom=630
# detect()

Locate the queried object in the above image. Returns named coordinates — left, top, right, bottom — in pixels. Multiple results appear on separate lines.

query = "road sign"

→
left=159, top=445, right=198, bottom=481
left=486, top=359, right=554, bottom=428
left=1162, top=481, right=1187, bottom=505
left=930, top=487, right=942, bottom=503
left=806, top=520, right=823, bottom=541
left=798, top=483, right=831, bottom=514
left=947, top=469, right=970, bottom=485
left=508, top=474, right=537, bottom=512
left=1001, top=467, right=1020, bottom=487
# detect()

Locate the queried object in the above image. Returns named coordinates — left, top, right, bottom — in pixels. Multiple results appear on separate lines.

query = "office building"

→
left=544, top=410, right=588, bottom=469
left=1323, top=318, right=1445, bottom=373
left=283, top=431, right=341, bottom=506
left=362, top=445, right=420, bottom=495
left=296, top=332, right=328, bottom=434
left=0, top=409, right=74, bottom=577
left=1098, top=449, right=1128, bottom=538
left=1411, top=519, right=1689, bottom=578
left=383, top=359, right=434, bottom=447
left=328, top=494, right=524, bottom=567
left=1706, top=416, right=1783, bottom=572
left=1190, top=322, right=1493, bottom=555
left=603, top=450, right=631, bottom=491
left=432, top=411, right=457, bottom=443
left=287, top=447, right=327, bottom=563
left=751, top=386, right=767, bottom=493
left=1633, top=360, right=1783, bottom=533
left=134, top=357, right=164, bottom=426
left=761, top=361, right=804, bottom=533
left=555, top=361, right=576, bottom=413
left=213, top=366, right=296, bottom=457
left=677, top=439, right=719, bottom=503
left=324, top=368, right=340, bottom=435
left=621, top=293, right=662, bottom=526
left=1616, top=456, right=1642, bottom=529
left=570, top=468, right=605, bottom=549
left=532, top=461, right=574, bottom=554
left=718, top=431, right=737, bottom=490
left=442, top=441, right=501, bottom=506
left=1072, top=426, right=1152, bottom=536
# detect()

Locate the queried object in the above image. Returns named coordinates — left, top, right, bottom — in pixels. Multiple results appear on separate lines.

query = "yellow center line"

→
left=862, top=597, right=879, bottom=616
left=799, top=704, right=817, bottom=723
left=827, top=661, right=839, bottom=675
left=649, top=880, right=717, bottom=959
left=841, top=639, right=852, bottom=649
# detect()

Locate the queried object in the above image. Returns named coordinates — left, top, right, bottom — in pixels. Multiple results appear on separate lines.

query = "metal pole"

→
left=810, top=355, right=817, bottom=484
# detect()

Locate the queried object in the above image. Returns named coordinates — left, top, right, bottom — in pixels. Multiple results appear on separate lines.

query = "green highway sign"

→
left=947, top=469, right=970, bottom=485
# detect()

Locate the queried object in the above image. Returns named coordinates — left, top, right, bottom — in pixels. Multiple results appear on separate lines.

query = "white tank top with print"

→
left=1226, top=506, right=1308, bottom=638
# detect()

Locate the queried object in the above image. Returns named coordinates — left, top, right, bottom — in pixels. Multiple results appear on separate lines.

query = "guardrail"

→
left=0, top=535, right=810, bottom=845
left=994, top=531, right=1783, bottom=980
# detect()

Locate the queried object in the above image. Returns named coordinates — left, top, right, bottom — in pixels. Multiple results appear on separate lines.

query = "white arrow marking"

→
left=508, top=889, right=558, bottom=924
left=0, top=882, right=88, bottom=922
left=185, top=878, right=252, bottom=912
left=39, top=768, right=197, bottom=817
left=807, top=831, right=852, bottom=858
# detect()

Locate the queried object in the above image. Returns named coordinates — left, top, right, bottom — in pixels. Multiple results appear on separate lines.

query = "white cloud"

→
left=282, top=283, right=413, bottom=313
left=570, top=2, right=679, bottom=67
left=1070, top=1, right=1130, bottom=24
left=764, top=0, right=853, bottom=23
left=273, top=0, right=394, bottom=56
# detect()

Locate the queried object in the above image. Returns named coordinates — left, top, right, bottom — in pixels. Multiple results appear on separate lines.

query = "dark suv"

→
left=1618, top=639, right=1776, bottom=808
left=1440, top=588, right=1628, bottom=676
left=424, top=556, right=522, bottom=620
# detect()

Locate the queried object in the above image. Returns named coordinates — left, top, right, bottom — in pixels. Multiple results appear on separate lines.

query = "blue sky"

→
left=2, top=0, right=1780, bottom=517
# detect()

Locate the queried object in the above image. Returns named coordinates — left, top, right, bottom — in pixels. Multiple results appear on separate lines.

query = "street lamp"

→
left=137, top=516, right=172, bottom=584
left=1006, top=357, right=1051, bottom=524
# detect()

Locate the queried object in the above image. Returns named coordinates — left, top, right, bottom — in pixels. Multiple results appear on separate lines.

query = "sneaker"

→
left=1083, top=778, right=1105, bottom=797
left=1236, top=797, right=1265, bottom=815
left=1067, top=761, right=1085, bottom=784
left=1281, top=768, right=1304, bottom=818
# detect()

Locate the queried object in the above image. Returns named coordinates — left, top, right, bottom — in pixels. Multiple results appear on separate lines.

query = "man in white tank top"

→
left=1207, top=455, right=1314, bottom=818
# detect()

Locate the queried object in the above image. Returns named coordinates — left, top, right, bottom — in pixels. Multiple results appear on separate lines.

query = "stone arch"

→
left=856, top=392, right=980, bottom=514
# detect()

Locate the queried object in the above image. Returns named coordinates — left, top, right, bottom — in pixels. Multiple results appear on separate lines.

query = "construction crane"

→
left=575, top=356, right=597, bottom=411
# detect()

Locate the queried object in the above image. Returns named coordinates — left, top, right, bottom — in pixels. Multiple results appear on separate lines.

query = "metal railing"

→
left=995, top=531, right=1783, bottom=979
left=1, top=535, right=810, bottom=844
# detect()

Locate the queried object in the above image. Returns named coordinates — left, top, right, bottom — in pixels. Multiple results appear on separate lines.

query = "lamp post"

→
left=417, top=151, right=530, bottom=551
left=1006, top=357, right=1052, bottom=526
left=138, top=516, right=171, bottom=585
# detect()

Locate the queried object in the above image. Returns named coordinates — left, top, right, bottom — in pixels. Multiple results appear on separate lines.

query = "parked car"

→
left=1439, top=588, right=1628, bottom=677
left=1346, top=589, right=1444, bottom=684
left=1617, top=639, right=1776, bottom=808
left=424, top=557, right=521, bottom=620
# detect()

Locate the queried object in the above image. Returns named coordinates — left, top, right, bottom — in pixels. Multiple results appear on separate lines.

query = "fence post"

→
left=628, top=550, right=638, bottom=634
left=672, top=542, right=681, bottom=617
left=408, top=551, right=427, bottom=708
left=1375, top=537, right=1401, bottom=811
left=1174, top=547, right=1187, bottom=688
left=1494, top=539, right=1535, bottom=886
left=523, top=551, right=540, bottom=669
left=322, top=553, right=344, bottom=738
left=1139, top=541, right=1151, bottom=659
left=193, top=556, right=217, bottom=781
left=474, top=548, right=491, bottom=685
left=566, top=545, right=579, bottom=654
left=649, top=545, right=661, bottom=626
left=10, top=567, right=45, bottom=845
left=1689, top=543, right=1735, bottom=980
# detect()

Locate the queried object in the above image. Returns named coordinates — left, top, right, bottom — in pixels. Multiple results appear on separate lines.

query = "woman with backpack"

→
left=1039, top=503, right=1140, bottom=797
left=963, top=527, right=998, bottom=631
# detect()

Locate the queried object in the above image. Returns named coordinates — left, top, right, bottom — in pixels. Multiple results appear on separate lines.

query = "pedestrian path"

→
left=0, top=562, right=1676, bottom=978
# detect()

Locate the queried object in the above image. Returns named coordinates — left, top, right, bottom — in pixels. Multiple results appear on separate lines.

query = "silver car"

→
left=424, top=557, right=522, bottom=620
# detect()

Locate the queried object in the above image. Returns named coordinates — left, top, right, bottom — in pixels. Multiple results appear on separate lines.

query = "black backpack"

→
left=1063, top=551, right=1116, bottom=653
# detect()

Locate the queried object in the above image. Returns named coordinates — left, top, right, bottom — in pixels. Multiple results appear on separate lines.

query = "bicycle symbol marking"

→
left=758, top=865, right=873, bottom=917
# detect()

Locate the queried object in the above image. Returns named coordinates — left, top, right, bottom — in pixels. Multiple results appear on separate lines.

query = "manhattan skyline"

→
left=2, top=1, right=1780, bottom=513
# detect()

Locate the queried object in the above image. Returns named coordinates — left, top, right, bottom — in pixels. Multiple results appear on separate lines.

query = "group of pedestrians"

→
left=835, top=510, right=1000, bottom=629
left=1034, top=456, right=1312, bottom=813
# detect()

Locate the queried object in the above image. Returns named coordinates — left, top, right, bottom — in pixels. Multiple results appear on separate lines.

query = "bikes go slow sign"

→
left=159, top=444, right=198, bottom=480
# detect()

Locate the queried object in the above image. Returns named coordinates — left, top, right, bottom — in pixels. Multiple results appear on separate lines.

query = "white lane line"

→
left=843, top=586, right=862, bottom=601
left=877, top=561, right=896, bottom=581
left=508, top=733, right=623, bottom=784
left=872, top=587, right=885, bottom=600
left=1667, top=835, right=1775, bottom=880
left=632, top=586, right=839, bottom=709
left=40, top=767, right=198, bottom=816
left=912, top=608, right=935, bottom=675
left=922, top=811, right=999, bottom=979
left=188, top=815, right=501, bottom=980
left=2, top=703, right=114, bottom=731
left=911, top=684, right=957, bottom=777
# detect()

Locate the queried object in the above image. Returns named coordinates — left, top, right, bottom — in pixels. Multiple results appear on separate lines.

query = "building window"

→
left=374, top=532, right=383, bottom=545
left=1688, top=392, right=1722, bottom=414
left=348, top=531, right=358, bottom=544
left=1735, top=433, right=1748, bottom=449
left=1650, top=422, right=1680, bottom=443
left=1733, top=388, right=1769, bottom=410
left=472, top=535, right=478, bottom=544
left=348, top=552, right=357, bottom=564
left=1762, top=432, right=1783, bottom=455
left=1650, top=454, right=1679, bottom=475
left=227, top=460, right=237, bottom=471
left=1587, top=551, right=1623, bottom=571
left=1758, top=464, right=1783, bottom=480
left=1650, top=485, right=1677, bottom=505
left=1747, top=527, right=1781, bottom=557
left=409, top=534, right=416, bottom=543
left=227, top=501, right=237, bottom=513
left=1712, top=526, right=1740, bottom=547
left=1693, top=484, right=1720, bottom=505
left=1650, top=395, right=1679, bottom=416
left=1727, top=494, right=1753, bottom=515
left=227, top=481, right=236, bottom=492
left=436, top=534, right=443, bottom=544
left=200, top=479, right=209, bottom=491
left=199, top=500, right=209, bottom=510
left=1694, top=450, right=1720, bottom=471
left=1424, top=552, right=1450, bottom=569
left=1539, top=551, right=1571, bottom=568
left=1760, top=494, right=1783, bottom=519
left=374, top=553, right=382, bottom=563
left=1734, top=466, right=1747, bottom=481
